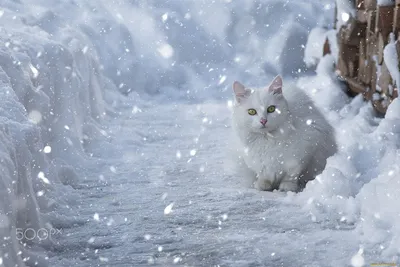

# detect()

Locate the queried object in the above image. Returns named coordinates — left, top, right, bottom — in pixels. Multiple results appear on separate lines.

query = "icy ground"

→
left=48, top=99, right=360, bottom=267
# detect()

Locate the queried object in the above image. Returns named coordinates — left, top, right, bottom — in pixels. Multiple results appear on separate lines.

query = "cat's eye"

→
left=267, top=105, right=276, bottom=113
left=248, top=109, right=257, bottom=115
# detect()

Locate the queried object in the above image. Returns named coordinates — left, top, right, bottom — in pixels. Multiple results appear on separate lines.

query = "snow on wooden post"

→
left=338, top=25, right=360, bottom=78
left=378, top=32, right=388, bottom=63
left=378, top=61, right=393, bottom=96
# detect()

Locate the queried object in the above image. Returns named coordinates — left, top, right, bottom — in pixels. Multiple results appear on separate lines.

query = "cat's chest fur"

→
left=241, top=133, right=304, bottom=176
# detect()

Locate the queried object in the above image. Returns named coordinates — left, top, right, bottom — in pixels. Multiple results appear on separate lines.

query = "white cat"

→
left=230, top=76, right=337, bottom=192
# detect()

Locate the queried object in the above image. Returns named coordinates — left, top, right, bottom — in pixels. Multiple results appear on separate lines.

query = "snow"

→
left=384, top=33, right=400, bottom=89
left=304, top=28, right=338, bottom=67
left=2, top=0, right=400, bottom=266
left=336, top=0, right=356, bottom=28
left=378, top=0, right=396, bottom=6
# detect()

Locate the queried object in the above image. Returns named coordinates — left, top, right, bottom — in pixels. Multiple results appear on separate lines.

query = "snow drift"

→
left=0, top=1, right=115, bottom=266
left=299, top=12, right=400, bottom=261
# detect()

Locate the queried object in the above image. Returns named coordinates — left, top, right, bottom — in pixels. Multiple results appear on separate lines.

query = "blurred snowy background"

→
left=1, top=0, right=400, bottom=266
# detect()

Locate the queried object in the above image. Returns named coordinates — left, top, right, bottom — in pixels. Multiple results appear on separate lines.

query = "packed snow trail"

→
left=48, top=99, right=360, bottom=267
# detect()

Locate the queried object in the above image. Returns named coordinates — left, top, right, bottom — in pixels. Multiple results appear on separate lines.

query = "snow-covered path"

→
left=48, top=100, right=360, bottom=267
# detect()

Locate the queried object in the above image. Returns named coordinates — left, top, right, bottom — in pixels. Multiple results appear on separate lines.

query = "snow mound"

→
left=383, top=33, right=400, bottom=88
left=296, top=53, right=400, bottom=261
left=0, top=1, right=117, bottom=266
left=305, top=28, right=338, bottom=67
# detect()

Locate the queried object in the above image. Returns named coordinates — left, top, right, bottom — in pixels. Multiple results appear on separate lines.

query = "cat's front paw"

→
left=255, top=179, right=273, bottom=191
left=278, top=180, right=298, bottom=192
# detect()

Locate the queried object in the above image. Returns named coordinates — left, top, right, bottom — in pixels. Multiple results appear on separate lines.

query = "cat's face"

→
left=232, top=76, right=289, bottom=134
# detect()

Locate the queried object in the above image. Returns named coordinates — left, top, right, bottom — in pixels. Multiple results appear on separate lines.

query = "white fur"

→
left=230, top=76, right=337, bottom=192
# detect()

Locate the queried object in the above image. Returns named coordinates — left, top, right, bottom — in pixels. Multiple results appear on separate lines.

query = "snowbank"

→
left=0, top=1, right=116, bottom=266
left=0, top=0, right=334, bottom=265
left=304, top=28, right=338, bottom=67
left=294, top=52, right=400, bottom=261
left=336, top=0, right=356, bottom=29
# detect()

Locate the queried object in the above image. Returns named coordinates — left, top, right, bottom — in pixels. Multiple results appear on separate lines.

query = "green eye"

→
left=248, top=109, right=257, bottom=115
left=267, top=105, right=276, bottom=113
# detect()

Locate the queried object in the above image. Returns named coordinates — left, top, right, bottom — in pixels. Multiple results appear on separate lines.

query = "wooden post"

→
left=323, top=38, right=331, bottom=56
left=375, top=5, right=394, bottom=38
left=357, top=0, right=365, bottom=9
left=394, top=6, right=400, bottom=35
left=377, top=32, right=390, bottom=64
left=366, top=32, right=378, bottom=56
left=364, top=0, right=377, bottom=10
left=369, top=61, right=378, bottom=100
left=358, top=39, right=370, bottom=84
left=366, top=10, right=377, bottom=38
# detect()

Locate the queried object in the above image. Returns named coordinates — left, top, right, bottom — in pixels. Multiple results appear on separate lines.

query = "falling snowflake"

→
left=164, top=203, right=174, bottom=215
left=350, top=248, right=365, bottom=267
left=99, top=257, right=109, bottom=262
left=157, top=43, right=174, bottom=58
left=173, top=257, right=182, bottom=264
left=38, top=172, right=50, bottom=184
left=341, top=12, right=350, bottom=22
left=29, top=64, right=39, bottom=79
left=218, top=75, right=227, bottom=85
left=28, top=110, right=42, bottom=124
left=43, top=146, right=52, bottom=153
left=162, top=13, right=168, bottom=22
left=93, top=213, right=100, bottom=221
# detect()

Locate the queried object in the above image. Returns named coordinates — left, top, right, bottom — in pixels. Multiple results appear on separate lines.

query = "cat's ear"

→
left=233, top=81, right=250, bottom=103
left=267, top=75, right=283, bottom=95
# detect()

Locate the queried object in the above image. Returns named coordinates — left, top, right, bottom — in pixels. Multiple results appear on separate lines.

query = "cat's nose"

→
left=260, top=118, right=267, bottom=125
